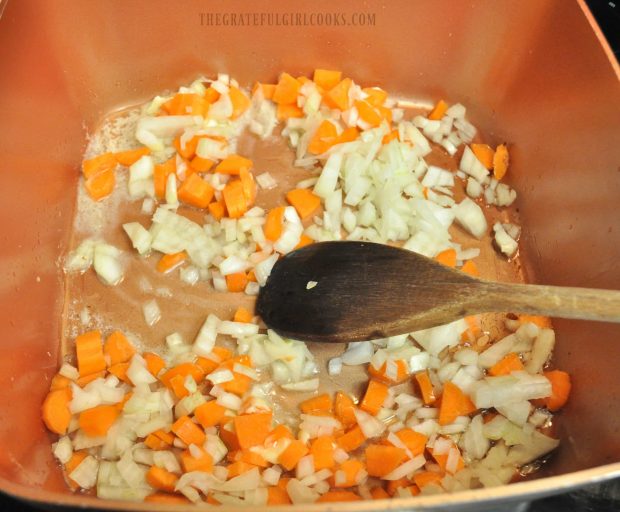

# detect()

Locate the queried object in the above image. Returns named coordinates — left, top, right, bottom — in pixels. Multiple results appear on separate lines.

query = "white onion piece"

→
left=142, top=299, right=161, bottom=326
left=126, top=354, right=158, bottom=384
left=69, top=455, right=99, bottom=489
left=52, top=436, right=73, bottom=464
left=59, top=363, right=79, bottom=380
left=341, top=341, right=374, bottom=365
left=526, top=329, right=555, bottom=374
left=383, top=454, right=426, bottom=480
left=254, top=254, right=279, bottom=286
left=454, top=198, right=487, bottom=239
left=281, top=378, right=319, bottom=392
left=122, top=222, right=151, bottom=255
left=193, top=314, right=220, bottom=356
left=287, top=478, right=319, bottom=504
left=493, top=222, right=518, bottom=257
left=64, top=239, right=96, bottom=272
left=218, top=320, right=259, bottom=337
left=93, top=243, right=124, bottom=286
left=328, top=357, right=343, bottom=376
left=217, top=392, right=242, bottom=410
left=354, top=408, right=385, bottom=438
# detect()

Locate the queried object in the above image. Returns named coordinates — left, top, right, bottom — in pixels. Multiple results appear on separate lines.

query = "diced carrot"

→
left=108, top=362, right=130, bottom=384
left=222, top=179, right=248, bottom=218
left=300, top=393, right=333, bottom=414
left=194, top=400, right=226, bottom=428
left=489, top=352, right=524, bottom=376
left=160, top=363, right=205, bottom=388
left=460, top=315, right=482, bottom=344
left=518, top=315, right=553, bottom=328
left=204, top=87, right=221, bottom=104
left=114, top=147, right=151, bottom=167
left=144, top=434, right=168, bottom=451
left=294, top=234, right=314, bottom=250
left=428, top=100, right=448, bottom=120
left=371, top=486, right=390, bottom=499
left=225, top=272, right=248, bottom=293
left=286, top=188, right=321, bottom=220
left=382, top=129, right=400, bottom=145
left=212, top=346, right=233, bottom=361
left=439, top=382, right=477, bottom=425
left=233, top=307, right=253, bottom=323
left=461, top=260, right=480, bottom=277
left=334, top=392, right=357, bottom=428
left=317, top=491, right=362, bottom=502
left=268, top=486, right=292, bottom=505
left=75, top=330, right=105, bottom=377
left=264, top=206, right=286, bottom=242
left=386, top=477, right=410, bottom=495
left=338, top=126, right=360, bottom=144
left=365, top=444, right=407, bottom=477
left=229, top=86, right=251, bottom=119
left=394, top=428, right=428, bottom=457
left=145, top=493, right=190, bottom=504
left=368, top=359, right=409, bottom=385
left=493, top=143, right=509, bottom=180
left=162, top=93, right=208, bottom=117
left=85, top=169, right=115, bottom=201
left=239, top=167, right=257, bottom=205
left=227, top=460, right=258, bottom=478
left=273, top=73, right=301, bottom=105
left=167, top=374, right=190, bottom=399
left=189, top=155, right=215, bottom=173
left=308, top=120, right=339, bottom=155
left=76, top=370, right=106, bottom=388
left=432, top=441, right=464, bottom=473
left=332, top=459, right=365, bottom=487
left=173, top=135, right=200, bottom=160
left=360, top=380, right=389, bottom=415
left=336, top=426, right=366, bottom=452
left=233, top=412, right=272, bottom=449
left=64, top=450, right=88, bottom=489
left=377, top=105, right=393, bottom=123
left=171, top=415, right=205, bottom=446
left=363, top=87, right=388, bottom=107
left=219, top=421, right=240, bottom=451
left=206, top=493, right=221, bottom=505
left=313, top=69, right=343, bottom=90
left=146, top=466, right=178, bottom=493
left=414, top=370, right=436, bottom=405
left=542, top=370, right=571, bottom=411
left=178, top=173, right=214, bottom=209
left=265, top=424, right=295, bottom=445
left=82, top=153, right=116, bottom=178
left=208, top=198, right=226, bottom=220
left=181, top=448, right=213, bottom=473
left=310, top=435, right=335, bottom=470
left=229, top=449, right=269, bottom=467
left=103, top=331, right=135, bottom=366
left=153, top=157, right=176, bottom=199
left=215, top=154, right=253, bottom=175
left=324, top=78, right=352, bottom=111
left=276, top=477, right=291, bottom=491
left=276, top=103, right=304, bottom=120
left=436, top=248, right=457, bottom=268
left=50, top=373, right=73, bottom=391
left=79, top=404, right=119, bottom=437
left=157, top=251, right=188, bottom=274
left=41, top=387, right=72, bottom=435
left=413, top=471, right=443, bottom=488
left=143, top=352, right=165, bottom=377
left=252, top=82, right=276, bottom=100
left=470, top=143, right=495, bottom=170
left=278, top=440, right=309, bottom=471
left=355, top=100, right=382, bottom=127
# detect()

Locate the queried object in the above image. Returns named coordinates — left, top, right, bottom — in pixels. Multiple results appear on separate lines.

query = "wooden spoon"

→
left=256, top=241, right=620, bottom=342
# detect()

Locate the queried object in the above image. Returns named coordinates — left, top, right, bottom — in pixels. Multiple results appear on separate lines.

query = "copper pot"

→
left=0, top=0, right=618, bottom=510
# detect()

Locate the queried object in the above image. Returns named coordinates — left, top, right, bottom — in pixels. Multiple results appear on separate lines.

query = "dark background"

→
left=1, top=0, right=618, bottom=511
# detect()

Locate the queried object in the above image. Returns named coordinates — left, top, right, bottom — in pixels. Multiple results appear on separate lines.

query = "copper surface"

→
left=0, top=0, right=619, bottom=510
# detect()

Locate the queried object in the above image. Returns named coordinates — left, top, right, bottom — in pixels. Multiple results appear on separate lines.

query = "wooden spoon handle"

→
left=473, top=281, right=620, bottom=323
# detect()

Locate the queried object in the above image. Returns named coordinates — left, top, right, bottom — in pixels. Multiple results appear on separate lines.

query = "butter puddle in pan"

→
left=48, top=71, right=566, bottom=503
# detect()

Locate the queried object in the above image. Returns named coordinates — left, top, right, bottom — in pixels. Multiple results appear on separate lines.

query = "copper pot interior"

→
left=0, top=0, right=618, bottom=508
